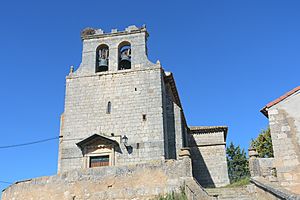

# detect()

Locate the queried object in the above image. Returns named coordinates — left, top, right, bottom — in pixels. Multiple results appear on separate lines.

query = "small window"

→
left=107, top=101, right=111, bottom=114
left=142, top=114, right=147, bottom=121
left=89, top=155, right=109, bottom=168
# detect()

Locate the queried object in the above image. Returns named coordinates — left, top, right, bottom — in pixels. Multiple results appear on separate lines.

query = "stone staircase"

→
left=205, top=185, right=256, bottom=200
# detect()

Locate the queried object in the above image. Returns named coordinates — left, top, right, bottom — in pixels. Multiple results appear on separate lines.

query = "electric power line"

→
left=0, top=136, right=63, bottom=186
left=0, top=136, right=62, bottom=149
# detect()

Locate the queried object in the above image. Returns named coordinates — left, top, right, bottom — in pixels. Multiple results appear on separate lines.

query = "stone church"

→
left=58, top=25, right=229, bottom=186
left=3, top=25, right=229, bottom=200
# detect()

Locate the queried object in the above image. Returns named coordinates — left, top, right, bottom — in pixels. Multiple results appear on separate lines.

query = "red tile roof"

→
left=261, top=86, right=300, bottom=117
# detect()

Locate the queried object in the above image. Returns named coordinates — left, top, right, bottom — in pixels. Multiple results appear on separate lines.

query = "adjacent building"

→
left=261, top=86, right=300, bottom=193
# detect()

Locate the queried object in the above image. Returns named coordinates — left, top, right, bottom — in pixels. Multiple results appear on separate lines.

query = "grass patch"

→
left=223, top=177, right=250, bottom=188
left=153, top=189, right=187, bottom=200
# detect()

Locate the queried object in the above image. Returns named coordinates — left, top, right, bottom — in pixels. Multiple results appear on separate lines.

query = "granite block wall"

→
left=267, top=91, right=300, bottom=194
left=249, top=156, right=275, bottom=180
left=59, top=66, right=167, bottom=173
left=3, top=156, right=212, bottom=200
left=188, top=129, right=230, bottom=187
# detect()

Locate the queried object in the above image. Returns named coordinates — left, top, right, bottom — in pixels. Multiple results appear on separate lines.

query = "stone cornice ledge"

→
left=67, top=65, right=162, bottom=80
left=251, top=177, right=300, bottom=200
left=196, top=142, right=226, bottom=147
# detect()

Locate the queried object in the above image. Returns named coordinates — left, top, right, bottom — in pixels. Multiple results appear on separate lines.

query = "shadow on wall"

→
left=164, top=92, right=177, bottom=160
left=189, top=135, right=215, bottom=188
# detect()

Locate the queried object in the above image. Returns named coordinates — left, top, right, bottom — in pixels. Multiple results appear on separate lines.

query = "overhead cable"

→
left=0, top=136, right=62, bottom=149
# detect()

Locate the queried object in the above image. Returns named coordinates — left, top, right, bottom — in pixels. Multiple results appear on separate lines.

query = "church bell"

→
left=96, top=47, right=109, bottom=72
left=98, top=58, right=108, bottom=67
left=119, top=46, right=131, bottom=70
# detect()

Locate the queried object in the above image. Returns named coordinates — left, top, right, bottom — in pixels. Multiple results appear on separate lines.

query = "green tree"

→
left=251, top=127, right=274, bottom=158
left=226, top=142, right=250, bottom=183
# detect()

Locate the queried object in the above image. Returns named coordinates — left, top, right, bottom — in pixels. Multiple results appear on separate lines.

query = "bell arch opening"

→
left=118, top=41, right=131, bottom=70
left=96, top=44, right=109, bottom=72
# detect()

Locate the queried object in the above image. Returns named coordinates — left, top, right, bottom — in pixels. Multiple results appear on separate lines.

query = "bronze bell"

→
left=96, top=48, right=109, bottom=72
left=119, top=48, right=131, bottom=70
left=98, top=58, right=108, bottom=67
left=96, top=58, right=108, bottom=72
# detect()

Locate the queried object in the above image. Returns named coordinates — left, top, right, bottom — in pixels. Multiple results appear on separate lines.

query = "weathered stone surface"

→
left=188, top=127, right=230, bottom=187
left=249, top=156, right=276, bottom=180
left=59, top=66, right=168, bottom=173
left=251, top=177, right=300, bottom=200
left=265, top=90, right=300, bottom=194
left=206, top=179, right=300, bottom=200
left=3, top=159, right=212, bottom=200
left=205, top=186, right=255, bottom=200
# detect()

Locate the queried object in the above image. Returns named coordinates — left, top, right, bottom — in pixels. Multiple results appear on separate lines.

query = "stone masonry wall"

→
left=2, top=157, right=211, bottom=200
left=163, top=84, right=177, bottom=159
left=205, top=186, right=256, bottom=200
left=174, top=103, right=184, bottom=158
left=267, top=91, right=300, bottom=194
left=59, top=65, right=166, bottom=173
left=188, top=131, right=230, bottom=187
left=162, top=80, right=186, bottom=160
left=249, top=156, right=275, bottom=180
left=190, top=145, right=229, bottom=187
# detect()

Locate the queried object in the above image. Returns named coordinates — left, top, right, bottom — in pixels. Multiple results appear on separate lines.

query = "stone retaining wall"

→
left=249, top=156, right=276, bottom=181
left=2, top=158, right=211, bottom=200
left=205, top=186, right=255, bottom=200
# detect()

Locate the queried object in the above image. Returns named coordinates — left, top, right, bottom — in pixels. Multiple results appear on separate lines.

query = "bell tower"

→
left=74, top=25, right=152, bottom=75
left=58, top=25, right=171, bottom=173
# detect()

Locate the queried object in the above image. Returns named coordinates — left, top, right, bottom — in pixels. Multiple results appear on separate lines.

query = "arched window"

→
left=96, top=44, right=109, bottom=72
left=118, top=41, right=131, bottom=70
left=106, top=101, right=111, bottom=114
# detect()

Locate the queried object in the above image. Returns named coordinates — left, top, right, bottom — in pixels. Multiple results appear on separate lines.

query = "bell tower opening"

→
left=96, top=44, right=109, bottom=72
left=118, top=41, right=131, bottom=70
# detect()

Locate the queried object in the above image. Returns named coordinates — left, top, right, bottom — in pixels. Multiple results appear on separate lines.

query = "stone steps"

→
left=205, top=186, right=256, bottom=200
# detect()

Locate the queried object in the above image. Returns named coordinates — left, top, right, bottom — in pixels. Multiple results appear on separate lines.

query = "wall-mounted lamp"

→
left=121, top=135, right=128, bottom=146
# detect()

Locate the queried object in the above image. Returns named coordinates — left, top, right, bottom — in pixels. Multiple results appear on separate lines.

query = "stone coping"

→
left=250, top=177, right=300, bottom=200
left=2, top=159, right=189, bottom=192
left=81, top=25, right=148, bottom=40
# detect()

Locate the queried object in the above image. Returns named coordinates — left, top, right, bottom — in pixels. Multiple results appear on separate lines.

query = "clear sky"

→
left=0, top=0, right=300, bottom=194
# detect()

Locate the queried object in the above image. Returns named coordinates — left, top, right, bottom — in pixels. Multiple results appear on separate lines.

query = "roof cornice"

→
left=260, top=86, right=300, bottom=118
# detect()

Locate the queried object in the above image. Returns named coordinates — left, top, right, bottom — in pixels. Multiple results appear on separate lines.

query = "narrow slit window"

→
left=142, top=114, right=147, bottom=121
left=107, top=101, right=111, bottom=114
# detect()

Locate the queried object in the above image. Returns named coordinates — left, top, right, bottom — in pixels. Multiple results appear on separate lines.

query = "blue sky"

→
left=1, top=0, right=300, bottom=194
